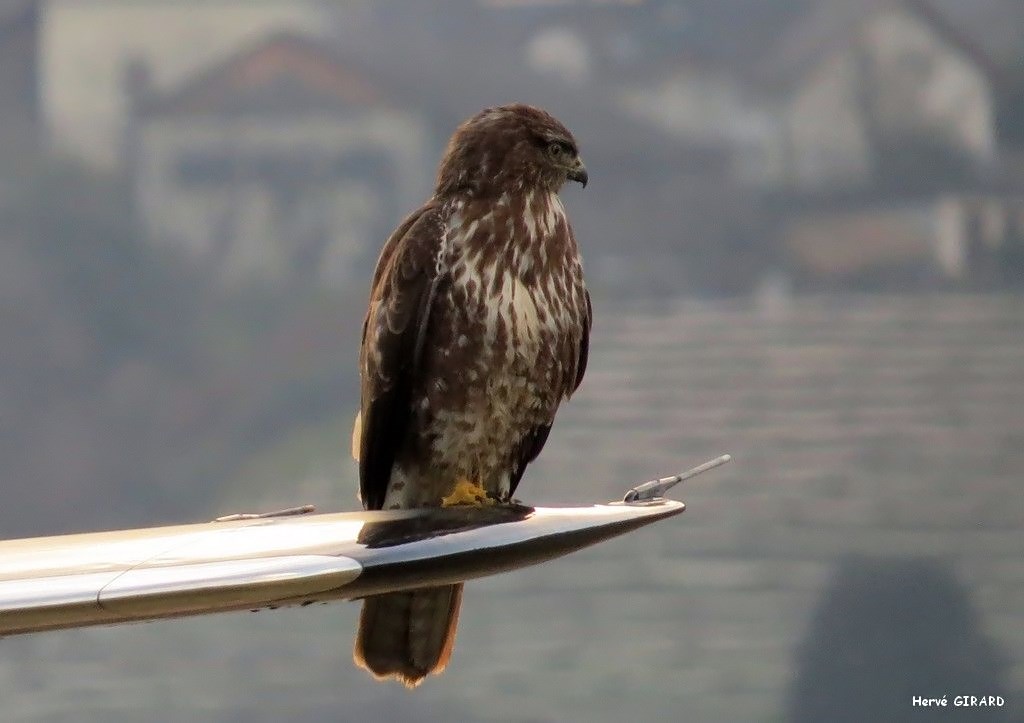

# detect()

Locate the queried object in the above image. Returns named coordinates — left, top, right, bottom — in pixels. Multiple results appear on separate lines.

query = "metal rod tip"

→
left=622, top=453, right=733, bottom=502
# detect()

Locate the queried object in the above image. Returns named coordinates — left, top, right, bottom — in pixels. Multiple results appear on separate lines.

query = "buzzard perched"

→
left=352, top=104, right=592, bottom=686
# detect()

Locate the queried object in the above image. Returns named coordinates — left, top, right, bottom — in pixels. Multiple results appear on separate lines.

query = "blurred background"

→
left=1, top=0, right=1023, bottom=720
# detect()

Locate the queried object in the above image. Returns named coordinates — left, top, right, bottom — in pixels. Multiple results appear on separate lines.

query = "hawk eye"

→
left=547, top=141, right=566, bottom=159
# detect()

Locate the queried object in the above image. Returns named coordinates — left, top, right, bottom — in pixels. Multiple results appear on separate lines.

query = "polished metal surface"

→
left=0, top=499, right=685, bottom=636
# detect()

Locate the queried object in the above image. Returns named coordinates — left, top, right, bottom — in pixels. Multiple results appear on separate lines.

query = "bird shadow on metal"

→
left=356, top=504, right=534, bottom=548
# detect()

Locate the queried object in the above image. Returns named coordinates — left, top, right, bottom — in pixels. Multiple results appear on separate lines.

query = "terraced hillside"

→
left=517, top=292, right=1024, bottom=720
left=3, top=293, right=1022, bottom=722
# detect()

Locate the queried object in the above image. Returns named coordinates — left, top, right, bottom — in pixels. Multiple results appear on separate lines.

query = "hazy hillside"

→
left=4, top=293, right=1022, bottom=722
left=0, top=158, right=363, bottom=537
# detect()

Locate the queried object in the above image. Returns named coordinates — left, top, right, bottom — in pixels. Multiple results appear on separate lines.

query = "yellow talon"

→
left=441, top=478, right=494, bottom=507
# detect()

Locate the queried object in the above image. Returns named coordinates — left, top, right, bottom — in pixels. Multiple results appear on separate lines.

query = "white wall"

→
left=135, top=110, right=430, bottom=286
left=863, top=5, right=995, bottom=163
left=780, top=3, right=996, bottom=189
left=784, top=50, right=874, bottom=188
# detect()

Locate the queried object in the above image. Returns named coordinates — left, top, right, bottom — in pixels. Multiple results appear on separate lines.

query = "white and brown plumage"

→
left=352, top=104, right=591, bottom=686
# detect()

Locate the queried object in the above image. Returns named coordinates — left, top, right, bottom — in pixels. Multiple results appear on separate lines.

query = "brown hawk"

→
left=351, top=104, right=591, bottom=686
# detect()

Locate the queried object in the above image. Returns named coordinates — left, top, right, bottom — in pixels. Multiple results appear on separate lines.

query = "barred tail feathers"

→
left=353, top=583, right=463, bottom=687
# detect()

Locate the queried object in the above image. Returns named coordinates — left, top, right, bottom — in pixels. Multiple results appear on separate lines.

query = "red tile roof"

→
left=141, top=31, right=392, bottom=117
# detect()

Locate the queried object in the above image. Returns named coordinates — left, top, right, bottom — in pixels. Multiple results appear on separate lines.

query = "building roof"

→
left=753, top=0, right=998, bottom=91
left=929, top=0, right=1024, bottom=66
left=529, top=0, right=997, bottom=95
left=140, top=31, right=394, bottom=118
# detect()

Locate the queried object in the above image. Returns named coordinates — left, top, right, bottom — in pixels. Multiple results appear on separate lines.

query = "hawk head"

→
left=435, top=104, right=587, bottom=197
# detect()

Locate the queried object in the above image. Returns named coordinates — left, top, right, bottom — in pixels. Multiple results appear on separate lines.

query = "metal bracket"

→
left=622, top=454, right=732, bottom=502
left=213, top=505, right=316, bottom=522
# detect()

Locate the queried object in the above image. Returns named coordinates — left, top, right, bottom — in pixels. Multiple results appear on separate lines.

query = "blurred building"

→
left=767, top=0, right=996, bottom=190
left=15, top=0, right=1024, bottom=292
left=780, top=193, right=1024, bottom=286
left=487, top=0, right=1024, bottom=289
left=606, top=0, right=999, bottom=190
left=127, top=31, right=431, bottom=287
left=327, top=1, right=754, bottom=296
left=39, top=0, right=329, bottom=168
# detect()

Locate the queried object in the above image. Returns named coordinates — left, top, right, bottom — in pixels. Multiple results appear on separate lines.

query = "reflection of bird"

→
left=351, top=104, right=592, bottom=686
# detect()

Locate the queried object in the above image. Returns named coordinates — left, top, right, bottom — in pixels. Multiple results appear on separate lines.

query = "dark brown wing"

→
left=358, top=204, right=446, bottom=510
left=573, top=289, right=592, bottom=394
left=508, top=288, right=592, bottom=498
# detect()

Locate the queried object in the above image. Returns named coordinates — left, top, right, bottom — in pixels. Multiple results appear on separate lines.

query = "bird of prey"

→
left=351, top=104, right=592, bottom=687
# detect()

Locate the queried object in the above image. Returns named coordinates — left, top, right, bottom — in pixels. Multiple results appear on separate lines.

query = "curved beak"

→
left=567, top=157, right=588, bottom=188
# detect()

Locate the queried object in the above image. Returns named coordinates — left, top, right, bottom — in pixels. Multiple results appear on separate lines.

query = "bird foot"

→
left=441, top=478, right=494, bottom=507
